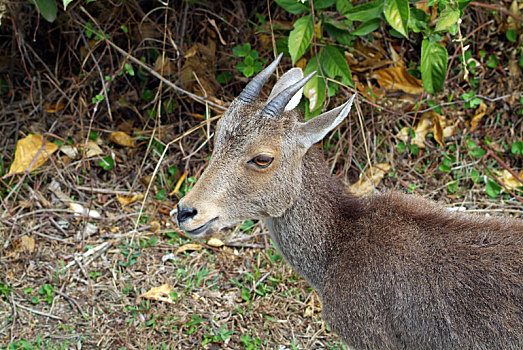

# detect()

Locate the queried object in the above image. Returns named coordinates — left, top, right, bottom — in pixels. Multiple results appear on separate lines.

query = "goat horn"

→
left=262, top=71, right=316, bottom=118
left=237, top=53, right=284, bottom=104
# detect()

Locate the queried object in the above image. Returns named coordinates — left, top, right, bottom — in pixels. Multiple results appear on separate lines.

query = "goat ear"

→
left=297, top=95, right=355, bottom=149
left=267, top=68, right=304, bottom=111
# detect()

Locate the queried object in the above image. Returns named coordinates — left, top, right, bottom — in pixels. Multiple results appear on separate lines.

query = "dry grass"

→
left=1, top=1, right=522, bottom=349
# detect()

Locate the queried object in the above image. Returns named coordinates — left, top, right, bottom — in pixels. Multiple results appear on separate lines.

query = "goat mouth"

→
left=185, top=217, right=218, bottom=238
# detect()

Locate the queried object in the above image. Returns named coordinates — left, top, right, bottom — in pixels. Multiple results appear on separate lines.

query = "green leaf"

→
left=313, top=0, right=336, bottom=9
left=420, top=39, right=448, bottom=94
left=435, top=3, right=460, bottom=32
left=275, top=0, right=309, bottom=14
left=63, top=0, right=74, bottom=10
left=288, top=15, right=314, bottom=64
left=486, top=54, right=498, bottom=68
left=352, top=18, right=382, bottom=36
left=511, top=141, right=523, bottom=155
left=344, top=0, right=384, bottom=21
left=384, top=0, right=410, bottom=38
left=303, top=57, right=325, bottom=116
left=233, top=43, right=251, bottom=57
left=336, top=0, right=352, bottom=14
left=34, top=0, right=58, bottom=22
left=485, top=179, right=501, bottom=198
left=322, top=45, right=353, bottom=86
left=506, top=30, right=517, bottom=43
left=98, top=156, right=114, bottom=171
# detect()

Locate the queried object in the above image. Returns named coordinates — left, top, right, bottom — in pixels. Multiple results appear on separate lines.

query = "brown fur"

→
left=178, top=72, right=523, bottom=349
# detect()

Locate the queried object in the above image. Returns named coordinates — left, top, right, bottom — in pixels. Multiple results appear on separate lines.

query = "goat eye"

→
left=249, top=155, right=274, bottom=168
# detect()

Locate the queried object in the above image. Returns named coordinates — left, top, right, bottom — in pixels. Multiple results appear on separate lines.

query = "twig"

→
left=13, top=301, right=62, bottom=320
left=80, top=5, right=226, bottom=112
left=482, top=144, right=523, bottom=187
left=470, top=1, right=523, bottom=22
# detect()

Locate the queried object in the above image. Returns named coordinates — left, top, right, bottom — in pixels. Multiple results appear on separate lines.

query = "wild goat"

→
left=177, top=54, right=523, bottom=349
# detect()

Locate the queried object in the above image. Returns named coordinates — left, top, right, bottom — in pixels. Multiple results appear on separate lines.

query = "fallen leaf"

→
left=138, top=284, right=174, bottom=304
left=501, top=170, right=523, bottom=190
left=117, top=193, right=144, bottom=206
left=372, top=67, right=424, bottom=95
left=84, top=140, right=104, bottom=158
left=154, top=56, right=176, bottom=76
left=8, top=134, right=58, bottom=175
left=20, top=236, right=35, bottom=253
left=44, top=102, right=66, bottom=113
left=69, top=202, right=101, bottom=219
left=508, top=0, right=520, bottom=31
left=207, top=237, right=224, bottom=247
left=350, top=163, right=391, bottom=196
left=60, top=145, right=79, bottom=159
left=470, top=103, right=487, bottom=131
left=109, top=131, right=134, bottom=147
left=398, top=118, right=432, bottom=149
left=176, top=244, right=203, bottom=254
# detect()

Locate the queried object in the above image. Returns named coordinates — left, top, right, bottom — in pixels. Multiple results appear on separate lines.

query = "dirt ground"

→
left=1, top=1, right=522, bottom=349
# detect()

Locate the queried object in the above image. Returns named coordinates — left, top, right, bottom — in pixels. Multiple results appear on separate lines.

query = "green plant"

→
left=38, top=284, right=55, bottom=304
left=98, top=156, right=114, bottom=171
left=274, top=0, right=471, bottom=102
left=233, top=43, right=265, bottom=77
left=0, top=283, right=12, bottom=299
left=511, top=141, right=523, bottom=155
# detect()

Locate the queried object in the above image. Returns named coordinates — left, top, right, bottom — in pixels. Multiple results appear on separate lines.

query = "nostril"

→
left=177, top=205, right=198, bottom=223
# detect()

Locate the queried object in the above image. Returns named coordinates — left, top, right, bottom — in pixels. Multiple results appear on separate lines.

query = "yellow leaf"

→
left=8, top=134, right=58, bottom=175
left=470, top=103, right=487, bottom=131
left=398, top=118, right=431, bottom=149
left=20, top=236, right=35, bottom=253
left=117, top=193, right=144, bottom=206
left=295, top=57, right=307, bottom=71
left=350, top=163, right=391, bottom=196
left=372, top=67, right=424, bottom=95
left=176, top=244, right=203, bottom=254
left=501, top=170, right=523, bottom=190
left=138, top=284, right=174, bottom=304
left=207, top=237, right=224, bottom=247
left=109, top=131, right=135, bottom=147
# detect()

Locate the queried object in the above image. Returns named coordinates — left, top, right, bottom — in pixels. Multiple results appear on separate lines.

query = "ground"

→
left=0, top=1, right=522, bottom=349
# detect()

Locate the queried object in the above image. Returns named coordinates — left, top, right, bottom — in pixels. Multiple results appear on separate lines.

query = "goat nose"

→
left=177, top=204, right=198, bottom=224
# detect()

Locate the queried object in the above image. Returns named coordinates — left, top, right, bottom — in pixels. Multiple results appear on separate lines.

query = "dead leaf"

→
left=154, top=56, right=176, bottom=77
left=350, top=163, right=391, bottom=196
left=207, top=237, right=224, bottom=247
left=20, top=236, right=35, bottom=253
left=44, top=102, right=66, bottom=113
left=8, top=134, right=58, bottom=175
left=372, top=67, right=424, bottom=95
left=176, top=244, right=203, bottom=254
left=501, top=170, right=523, bottom=190
left=470, top=103, right=487, bottom=131
left=117, top=193, right=144, bottom=206
left=398, top=118, right=432, bottom=149
left=84, top=140, right=104, bottom=158
left=60, top=145, right=79, bottom=159
left=180, top=41, right=218, bottom=96
left=109, top=131, right=135, bottom=147
left=138, top=284, right=174, bottom=304
left=296, top=57, right=307, bottom=71
left=508, top=0, right=521, bottom=31
left=69, top=202, right=101, bottom=219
